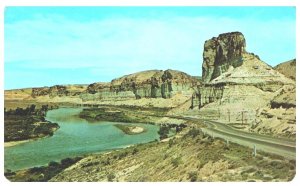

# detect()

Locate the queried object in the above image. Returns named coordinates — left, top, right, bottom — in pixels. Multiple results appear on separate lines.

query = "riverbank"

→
left=4, top=104, right=60, bottom=143
left=114, top=124, right=145, bottom=135
left=5, top=115, right=60, bottom=143
left=4, top=140, right=32, bottom=147
left=4, top=127, right=60, bottom=148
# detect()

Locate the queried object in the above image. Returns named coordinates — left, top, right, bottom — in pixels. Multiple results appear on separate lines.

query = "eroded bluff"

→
left=81, top=69, right=198, bottom=101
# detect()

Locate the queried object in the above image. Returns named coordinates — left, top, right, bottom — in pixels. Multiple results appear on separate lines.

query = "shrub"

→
left=48, top=161, right=60, bottom=167
left=188, top=171, right=198, bottom=182
left=168, top=139, right=174, bottom=147
left=107, top=172, right=116, bottom=181
left=132, top=148, right=139, bottom=155
left=158, top=126, right=170, bottom=140
left=4, top=169, right=16, bottom=177
left=184, top=128, right=202, bottom=138
left=171, top=157, right=182, bottom=167
left=118, top=151, right=129, bottom=159
left=29, top=166, right=44, bottom=173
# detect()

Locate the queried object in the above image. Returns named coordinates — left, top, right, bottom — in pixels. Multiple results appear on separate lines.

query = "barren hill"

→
left=274, top=59, right=296, bottom=80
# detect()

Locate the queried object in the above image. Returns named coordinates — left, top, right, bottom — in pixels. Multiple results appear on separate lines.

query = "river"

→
left=4, top=107, right=160, bottom=171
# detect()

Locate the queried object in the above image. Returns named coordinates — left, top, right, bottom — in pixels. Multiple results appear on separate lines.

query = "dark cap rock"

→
left=202, top=31, right=246, bottom=83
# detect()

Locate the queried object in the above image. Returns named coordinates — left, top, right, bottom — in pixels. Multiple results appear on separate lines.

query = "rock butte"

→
left=191, top=32, right=295, bottom=138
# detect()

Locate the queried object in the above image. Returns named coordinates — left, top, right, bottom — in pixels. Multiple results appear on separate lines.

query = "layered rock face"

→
left=202, top=32, right=246, bottom=83
left=81, top=69, right=198, bottom=102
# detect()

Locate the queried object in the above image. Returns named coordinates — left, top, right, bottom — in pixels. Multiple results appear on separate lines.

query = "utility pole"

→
left=241, top=110, right=247, bottom=125
left=253, top=144, right=257, bottom=157
left=227, top=109, right=230, bottom=122
left=242, top=111, right=244, bottom=125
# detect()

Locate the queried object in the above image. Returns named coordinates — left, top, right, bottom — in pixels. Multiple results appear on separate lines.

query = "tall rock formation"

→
left=191, top=31, right=295, bottom=137
left=202, top=32, right=246, bottom=83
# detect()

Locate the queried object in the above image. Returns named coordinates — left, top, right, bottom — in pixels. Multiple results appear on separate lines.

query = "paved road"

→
left=182, top=116, right=296, bottom=159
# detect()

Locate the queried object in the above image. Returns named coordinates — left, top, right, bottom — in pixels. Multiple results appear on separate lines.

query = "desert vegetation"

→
left=4, top=104, right=59, bottom=142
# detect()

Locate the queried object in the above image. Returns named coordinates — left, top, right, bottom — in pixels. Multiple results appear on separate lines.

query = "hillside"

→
left=50, top=128, right=295, bottom=181
left=274, top=59, right=296, bottom=80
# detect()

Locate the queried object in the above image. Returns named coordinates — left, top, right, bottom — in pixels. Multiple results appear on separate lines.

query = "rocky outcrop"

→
left=32, top=87, right=49, bottom=97
left=32, top=85, right=87, bottom=98
left=81, top=69, right=198, bottom=102
left=202, top=32, right=246, bottom=83
left=274, top=59, right=296, bottom=80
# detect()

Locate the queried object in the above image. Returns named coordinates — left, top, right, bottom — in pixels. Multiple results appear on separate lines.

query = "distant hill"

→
left=274, top=59, right=296, bottom=80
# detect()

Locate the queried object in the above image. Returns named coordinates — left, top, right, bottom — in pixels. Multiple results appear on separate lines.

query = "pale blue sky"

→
left=4, top=7, right=296, bottom=89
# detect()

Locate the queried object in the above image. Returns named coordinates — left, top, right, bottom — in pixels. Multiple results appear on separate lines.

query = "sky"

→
left=4, top=7, right=296, bottom=89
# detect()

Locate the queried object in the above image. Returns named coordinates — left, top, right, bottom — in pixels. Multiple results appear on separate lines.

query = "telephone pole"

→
left=241, top=110, right=247, bottom=125
left=242, top=111, right=244, bottom=125
left=227, top=109, right=230, bottom=122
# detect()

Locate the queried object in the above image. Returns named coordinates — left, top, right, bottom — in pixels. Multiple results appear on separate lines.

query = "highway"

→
left=182, top=116, right=296, bottom=159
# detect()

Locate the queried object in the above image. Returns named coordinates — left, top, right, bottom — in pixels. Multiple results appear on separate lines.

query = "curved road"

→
left=182, top=116, right=296, bottom=159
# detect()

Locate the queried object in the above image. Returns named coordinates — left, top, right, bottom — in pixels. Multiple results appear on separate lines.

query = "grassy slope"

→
left=50, top=127, right=295, bottom=182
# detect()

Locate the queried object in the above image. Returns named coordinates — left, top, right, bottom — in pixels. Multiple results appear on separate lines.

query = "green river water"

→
left=4, top=107, right=160, bottom=171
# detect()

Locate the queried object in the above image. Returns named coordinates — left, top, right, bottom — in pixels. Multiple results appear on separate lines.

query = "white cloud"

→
left=5, top=15, right=296, bottom=78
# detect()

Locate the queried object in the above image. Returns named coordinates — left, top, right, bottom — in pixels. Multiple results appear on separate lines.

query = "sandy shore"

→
left=4, top=140, right=32, bottom=147
left=130, top=126, right=144, bottom=134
